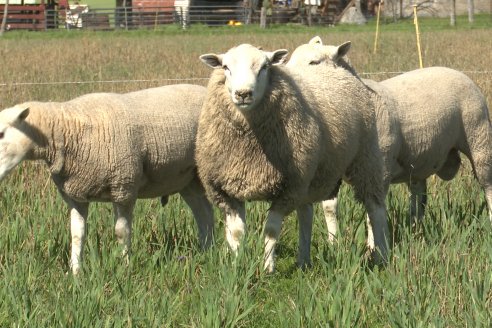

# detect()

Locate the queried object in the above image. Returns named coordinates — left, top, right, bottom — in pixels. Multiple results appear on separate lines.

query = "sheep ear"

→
left=199, top=54, right=223, bottom=69
left=268, top=49, right=289, bottom=65
left=1, top=106, right=30, bottom=125
left=308, top=36, right=323, bottom=46
left=18, top=106, right=30, bottom=121
left=336, top=41, right=352, bottom=58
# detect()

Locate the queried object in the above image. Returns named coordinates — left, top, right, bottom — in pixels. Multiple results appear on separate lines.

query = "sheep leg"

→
left=113, top=201, right=135, bottom=264
left=264, top=209, right=285, bottom=273
left=66, top=199, right=89, bottom=275
left=408, top=180, right=427, bottom=222
left=180, top=187, right=215, bottom=250
left=296, top=204, right=313, bottom=269
left=224, top=202, right=246, bottom=255
left=469, top=153, right=492, bottom=222
left=322, top=198, right=338, bottom=244
left=365, top=201, right=389, bottom=265
left=366, top=214, right=375, bottom=251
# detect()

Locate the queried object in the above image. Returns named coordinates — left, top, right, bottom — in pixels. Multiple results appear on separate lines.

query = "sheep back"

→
left=22, top=84, right=206, bottom=203
left=381, top=67, right=491, bottom=182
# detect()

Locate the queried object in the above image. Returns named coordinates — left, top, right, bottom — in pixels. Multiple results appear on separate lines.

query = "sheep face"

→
left=0, top=106, right=32, bottom=181
left=287, top=36, right=351, bottom=68
left=200, top=44, right=288, bottom=112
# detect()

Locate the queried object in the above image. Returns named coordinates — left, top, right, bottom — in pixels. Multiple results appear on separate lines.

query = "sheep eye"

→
left=309, top=60, right=321, bottom=65
left=222, top=65, right=229, bottom=72
left=0, top=132, right=4, bottom=139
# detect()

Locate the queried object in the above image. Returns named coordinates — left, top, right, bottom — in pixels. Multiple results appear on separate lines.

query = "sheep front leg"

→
left=68, top=200, right=89, bottom=275
left=264, top=209, right=287, bottom=273
left=296, top=204, right=313, bottom=269
left=224, top=202, right=246, bottom=255
left=113, top=201, right=135, bottom=264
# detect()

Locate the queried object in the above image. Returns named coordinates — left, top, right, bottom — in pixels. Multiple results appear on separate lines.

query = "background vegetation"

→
left=0, top=17, right=491, bottom=326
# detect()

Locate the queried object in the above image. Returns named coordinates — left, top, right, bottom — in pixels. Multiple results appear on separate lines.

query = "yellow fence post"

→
left=373, top=0, right=382, bottom=54
left=413, top=5, right=423, bottom=68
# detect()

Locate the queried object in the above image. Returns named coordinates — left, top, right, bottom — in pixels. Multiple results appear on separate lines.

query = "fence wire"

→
left=0, top=70, right=491, bottom=87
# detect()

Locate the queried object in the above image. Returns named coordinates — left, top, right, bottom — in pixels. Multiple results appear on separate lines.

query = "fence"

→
left=0, top=4, right=339, bottom=31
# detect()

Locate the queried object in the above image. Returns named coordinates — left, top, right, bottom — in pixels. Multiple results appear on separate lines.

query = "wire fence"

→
left=0, top=4, right=338, bottom=31
left=1, top=70, right=491, bottom=87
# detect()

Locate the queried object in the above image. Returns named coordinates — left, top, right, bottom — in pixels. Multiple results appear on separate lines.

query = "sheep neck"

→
left=23, top=105, right=67, bottom=175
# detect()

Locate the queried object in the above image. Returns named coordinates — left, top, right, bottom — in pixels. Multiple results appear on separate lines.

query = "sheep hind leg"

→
left=321, top=180, right=342, bottom=244
left=364, top=200, right=389, bottom=266
left=180, top=187, right=215, bottom=250
left=322, top=198, right=338, bottom=244
left=408, top=180, right=427, bottom=223
left=469, top=153, right=492, bottom=222
left=224, top=202, right=246, bottom=255
left=113, top=201, right=135, bottom=265
left=66, top=199, right=89, bottom=275
left=296, top=204, right=313, bottom=270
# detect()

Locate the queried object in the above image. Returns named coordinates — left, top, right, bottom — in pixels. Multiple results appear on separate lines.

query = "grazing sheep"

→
left=289, top=36, right=492, bottom=244
left=197, top=44, right=390, bottom=272
left=0, top=84, right=214, bottom=275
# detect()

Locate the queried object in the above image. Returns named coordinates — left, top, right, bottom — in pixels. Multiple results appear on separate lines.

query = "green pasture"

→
left=0, top=20, right=491, bottom=326
left=82, top=0, right=116, bottom=9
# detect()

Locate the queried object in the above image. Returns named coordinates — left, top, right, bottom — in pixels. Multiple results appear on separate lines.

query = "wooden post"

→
left=467, top=0, right=474, bottom=23
left=245, top=0, right=252, bottom=24
left=413, top=5, right=423, bottom=68
left=0, top=0, right=9, bottom=36
left=373, top=0, right=382, bottom=54
left=307, top=5, right=312, bottom=26
left=450, top=0, right=456, bottom=26
left=260, top=6, right=266, bottom=28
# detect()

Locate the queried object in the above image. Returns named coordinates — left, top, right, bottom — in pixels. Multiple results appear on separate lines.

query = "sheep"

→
left=288, top=36, right=492, bottom=244
left=196, top=43, right=390, bottom=272
left=0, top=84, right=214, bottom=275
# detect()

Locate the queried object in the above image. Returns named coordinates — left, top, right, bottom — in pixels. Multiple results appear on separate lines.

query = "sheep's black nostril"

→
left=235, top=89, right=253, bottom=101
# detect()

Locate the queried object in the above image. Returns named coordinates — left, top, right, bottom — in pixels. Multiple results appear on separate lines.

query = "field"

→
left=0, top=17, right=492, bottom=326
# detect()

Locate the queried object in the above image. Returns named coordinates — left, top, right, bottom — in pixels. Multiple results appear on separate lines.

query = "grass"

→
left=81, top=0, right=116, bottom=9
left=0, top=19, right=491, bottom=326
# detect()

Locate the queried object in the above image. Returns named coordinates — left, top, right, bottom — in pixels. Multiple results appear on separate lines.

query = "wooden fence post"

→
left=0, top=0, right=9, bottom=36
left=260, top=6, right=266, bottom=28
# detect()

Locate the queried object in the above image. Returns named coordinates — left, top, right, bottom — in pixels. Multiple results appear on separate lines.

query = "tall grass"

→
left=0, top=22, right=491, bottom=326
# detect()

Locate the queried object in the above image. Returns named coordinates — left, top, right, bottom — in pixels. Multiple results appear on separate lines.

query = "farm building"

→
left=0, top=0, right=490, bottom=30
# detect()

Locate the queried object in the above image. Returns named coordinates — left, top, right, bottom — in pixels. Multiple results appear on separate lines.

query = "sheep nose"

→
left=235, top=89, right=253, bottom=102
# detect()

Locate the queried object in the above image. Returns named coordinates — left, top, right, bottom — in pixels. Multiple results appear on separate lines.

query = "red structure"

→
left=133, top=0, right=175, bottom=11
left=131, top=0, right=176, bottom=27
left=0, top=0, right=65, bottom=30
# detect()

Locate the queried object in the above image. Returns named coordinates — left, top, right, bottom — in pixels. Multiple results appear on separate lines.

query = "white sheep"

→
left=196, top=44, right=390, bottom=272
left=289, top=36, right=492, bottom=244
left=0, top=84, right=214, bottom=275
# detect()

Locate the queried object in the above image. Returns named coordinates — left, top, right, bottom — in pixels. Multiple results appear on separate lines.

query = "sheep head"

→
left=287, top=36, right=352, bottom=67
left=200, top=44, right=288, bottom=112
left=0, top=106, right=32, bottom=181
